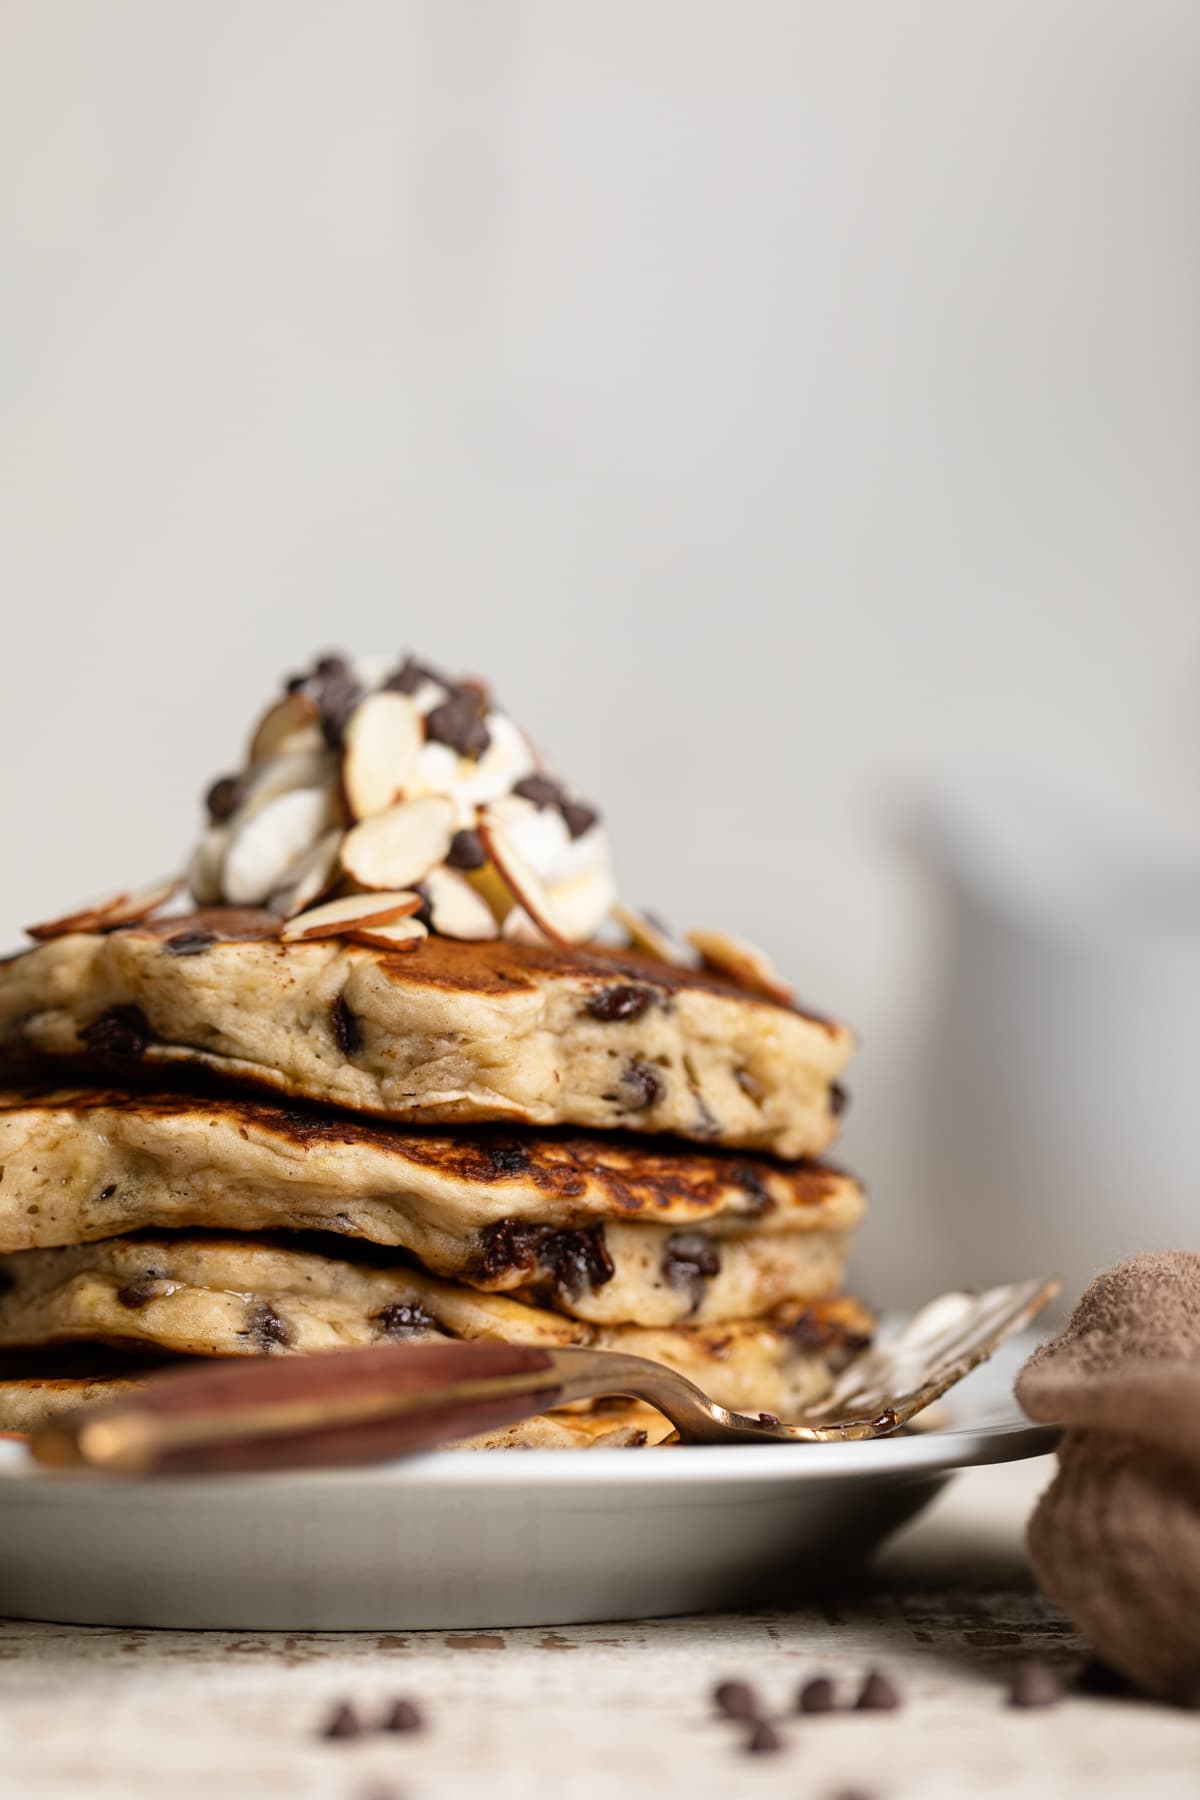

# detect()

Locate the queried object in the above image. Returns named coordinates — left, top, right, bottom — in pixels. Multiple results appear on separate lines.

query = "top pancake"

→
left=0, top=910, right=853, bottom=1157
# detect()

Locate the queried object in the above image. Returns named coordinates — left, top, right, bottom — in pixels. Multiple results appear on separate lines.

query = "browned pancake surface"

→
left=0, top=919, right=853, bottom=1156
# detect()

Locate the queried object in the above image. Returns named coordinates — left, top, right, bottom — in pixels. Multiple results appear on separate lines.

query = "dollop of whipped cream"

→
left=188, top=652, right=620, bottom=947
left=23, top=647, right=799, bottom=1002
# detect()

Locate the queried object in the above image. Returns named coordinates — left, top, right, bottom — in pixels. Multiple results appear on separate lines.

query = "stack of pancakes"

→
left=0, top=656, right=864, bottom=1447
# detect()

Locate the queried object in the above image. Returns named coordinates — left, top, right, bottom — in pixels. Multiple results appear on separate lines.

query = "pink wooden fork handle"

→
left=31, top=1340, right=572, bottom=1475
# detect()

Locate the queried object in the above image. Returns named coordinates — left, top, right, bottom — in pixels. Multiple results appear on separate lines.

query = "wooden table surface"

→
left=1, top=1457, right=1195, bottom=1799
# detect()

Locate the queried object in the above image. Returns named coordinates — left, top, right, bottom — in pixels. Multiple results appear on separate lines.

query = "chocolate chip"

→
left=164, top=929, right=218, bottom=957
left=513, top=774, right=565, bottom=809
left=309, top=656, right=362, bottom=748
left=732, top=1165, right=772, bottom=1216
left=382, top=1697, right=424, bottom=1733
left=561, top=801, right=599, bottom=840
left=662, top=1232, right=721, bottom=1309
left=1076, top=1659, right=1133, bottom=1696
left=320, top=1701, right=363, bottom=1741
left=615, top=1058, right=664, bottom=1111
left=116, top=1274, right=167, bottom=1310
left=796, top=1675, right=837, bottom=1713
left=540, top=1225, right=614, bottom=1297
left=512, top=773, right=599, bottom=839
left=425, top=688, right=490, bottom=759
left=476, top=1217, right=541, bottom=1282
left=690, top=1089, right=720, bottom=1138
left=382, top=655, right=446, bottom=696
left=585, top=985, right=654, bottom=1023
left=854, top=1670, right=901, bottom=1711
left=713, top=1679, right=760, bottom=1720
left=757, top=1411, right=780, bottom=1427
left=1176, top=1674, right=1200, bottom=1710
left=205, top=775, right=243, bottom=822
left=1008, top=1661, right=1064, bottom=1709
left=97, top=1184, right=117, bottom=1201
left=80, top=1005, right=152, bottom=1062
left=373, top=1302, right=437, bottom=1338
left=475, top=1219, right=615, bottom=1295
left=320, top=681, right=362, bottom=748
left=783, top=1306, right=846, bottom=1353
left=446, top=828, right=487, bottom=871
left=331, top=995, right=363, bottom=1057
left=482, top=1141, right=532, bottom=1179
left=240, top=1302, right=290, bottom=1351
left=831, top=1081, right=849, bottom=1117
left=744, top=1719, right=784, bottom=1754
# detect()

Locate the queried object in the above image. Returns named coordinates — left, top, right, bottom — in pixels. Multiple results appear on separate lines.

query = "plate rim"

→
left=0, top=1334, right=1059, bottom=1498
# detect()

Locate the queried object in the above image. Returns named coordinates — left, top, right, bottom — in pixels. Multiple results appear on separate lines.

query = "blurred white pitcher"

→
left=917, top=788, right=1200, bottom=1314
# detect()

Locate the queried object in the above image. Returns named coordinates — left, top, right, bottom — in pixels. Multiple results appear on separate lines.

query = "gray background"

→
left=2, top=1, right=1197, bottom=1299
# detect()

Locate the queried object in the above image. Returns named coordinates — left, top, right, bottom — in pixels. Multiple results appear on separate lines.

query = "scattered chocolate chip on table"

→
left=797, top=1674, right=838, bottom=1713
left=2, top=1462, right=1196, bottom=1798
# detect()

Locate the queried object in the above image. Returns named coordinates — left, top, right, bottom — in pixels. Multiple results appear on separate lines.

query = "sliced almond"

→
left=504, top=874, right=613, bottom=947
left=279, top=889, right=423, bottom=942
left=478, top=810, right=572, bottom=949
left=248, top=690, right=320, bottom=763
left=341, top=691, right=423, bottom=821
left=613, top=900, right=694, bottom=967
left=421, top=867, right=498, bottom=941
left=341, top=796, right=455, bottom=892
left=545, top=868, right=616, bottom=943
left=686, top=928, right=795, bottom=1006
left=269, top=829, right=343, bottom=918
left=501, top=904, right=549, bottom=946
left=344, top=916, right=429, bottom=951
left=223, top=789, right=332, bottom=906
left=26, top=875, right=182, bottom=942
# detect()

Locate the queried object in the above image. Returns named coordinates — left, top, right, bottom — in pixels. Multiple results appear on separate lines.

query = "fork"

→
left=30, top=1275, right=1058, bottom=1475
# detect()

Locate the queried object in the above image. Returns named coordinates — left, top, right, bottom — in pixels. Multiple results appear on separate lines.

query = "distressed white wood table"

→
left=1, top=1458, right=1195, bottom=1799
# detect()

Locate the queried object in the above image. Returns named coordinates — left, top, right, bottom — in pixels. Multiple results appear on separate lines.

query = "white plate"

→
left=0, top=1332, right=1054, bottom=1630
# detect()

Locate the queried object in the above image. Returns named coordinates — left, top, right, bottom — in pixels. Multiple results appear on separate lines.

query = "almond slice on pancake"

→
left=341, top=796, right=456, bottom=890
left=26, top=876, right=182, bottom=943
left=279, top=890, right=422, bottom=942
left=687, top=928, right=795, bottom=1006
left=341, top=691, right=424, bottom=821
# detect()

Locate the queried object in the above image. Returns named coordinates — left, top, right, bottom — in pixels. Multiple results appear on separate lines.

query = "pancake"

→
left=0, top=910, right=852, bottom=1157
left=0, top=1342, right=671, bottom=1447
left=448, top=1403, right=675, bottom=1450
left=512, top=1220, right=849, bottom=1326
left=0, top=1233, right=873, bottom=1420
left=0, top=1344, right=174, bottom=1434
left=0, top=1086, right=862, bottom=1325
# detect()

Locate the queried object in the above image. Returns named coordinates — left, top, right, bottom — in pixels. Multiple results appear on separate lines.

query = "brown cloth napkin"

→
left=1016, top=1251, right=1200, bottom=1703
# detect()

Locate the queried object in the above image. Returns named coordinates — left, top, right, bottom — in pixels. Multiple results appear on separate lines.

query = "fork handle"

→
left=30, top=1341, right=574, bottom=1475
